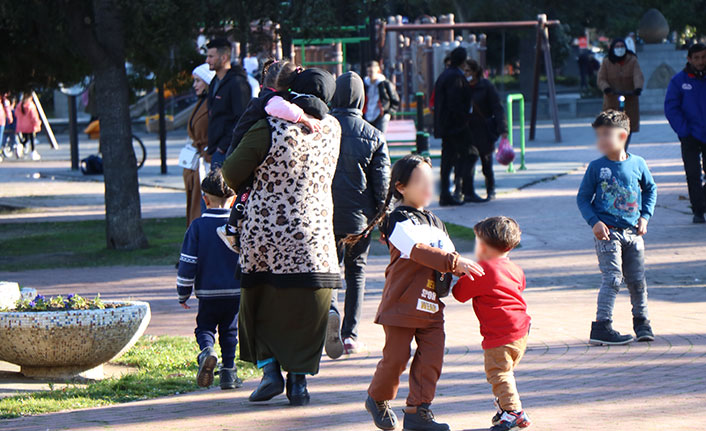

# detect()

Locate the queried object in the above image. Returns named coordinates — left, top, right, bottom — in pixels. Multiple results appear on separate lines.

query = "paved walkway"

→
left=2, top=117, right=705, bottom=430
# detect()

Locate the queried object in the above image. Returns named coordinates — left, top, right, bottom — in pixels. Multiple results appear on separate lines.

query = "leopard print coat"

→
left=239, top=116, right=343, bottom=289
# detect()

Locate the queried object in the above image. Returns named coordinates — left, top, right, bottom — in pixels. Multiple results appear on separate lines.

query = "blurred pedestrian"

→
left=15, top=93, right=42, bottom=160
left=183, top=63, right=215, bottom=227
left=597, top=38, right=644, bottom=150
left=363, top=61, right=399, bottom=134
left=664, top=43, right=706, bottom=223
left=460, top=59, right=507, bottom=202
left=433, top=47, right=471, bottom=206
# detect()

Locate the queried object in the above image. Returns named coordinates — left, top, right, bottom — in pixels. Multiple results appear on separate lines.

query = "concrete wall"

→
left=636, top=43, right=688, bottom=114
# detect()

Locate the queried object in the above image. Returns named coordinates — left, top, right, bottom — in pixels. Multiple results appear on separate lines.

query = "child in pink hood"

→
left=15, top=94, right=42, bottom=160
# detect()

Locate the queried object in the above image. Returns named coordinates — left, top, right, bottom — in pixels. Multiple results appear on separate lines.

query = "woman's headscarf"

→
left=608, top=38, right=634, bottom=63
left=289, top=68, right=336, bottom=120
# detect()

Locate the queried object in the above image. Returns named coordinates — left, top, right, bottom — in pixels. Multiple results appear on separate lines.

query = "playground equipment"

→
left=383, top=14, right=562, bottom=143
left=505, top=93, right=526, bottom=173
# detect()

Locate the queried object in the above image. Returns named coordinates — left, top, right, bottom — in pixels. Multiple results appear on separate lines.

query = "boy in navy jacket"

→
left=177, top=169, right=241, bottom=390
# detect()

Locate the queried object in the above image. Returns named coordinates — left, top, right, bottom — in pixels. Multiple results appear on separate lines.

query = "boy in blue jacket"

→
left=177, top=169, right=241, bottom=389
left=577, top=110, right=657, bottom=346
left=664, top=43, right=706, bottom=223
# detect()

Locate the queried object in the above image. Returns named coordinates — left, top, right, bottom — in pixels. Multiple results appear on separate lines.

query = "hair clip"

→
left=296, top=66, right=303, bottom=73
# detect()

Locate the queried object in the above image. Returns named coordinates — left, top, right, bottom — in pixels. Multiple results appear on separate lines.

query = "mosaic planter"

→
left=0, top=301, right=150, bottom=379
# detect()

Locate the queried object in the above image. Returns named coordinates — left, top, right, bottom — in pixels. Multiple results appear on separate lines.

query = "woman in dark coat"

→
left=221, top=68, right=341, bottom=406
left=460, top=59, right=507, bottom=201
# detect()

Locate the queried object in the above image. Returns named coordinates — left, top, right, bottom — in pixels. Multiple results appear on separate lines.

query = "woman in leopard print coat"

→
left=222, top=68, right=341, bottom=406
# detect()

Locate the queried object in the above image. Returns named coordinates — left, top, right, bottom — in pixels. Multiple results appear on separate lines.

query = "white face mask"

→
left=614, top=47, right=626, bottom=57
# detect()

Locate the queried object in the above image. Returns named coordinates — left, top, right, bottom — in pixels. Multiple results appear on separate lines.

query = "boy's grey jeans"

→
left=594, top=227, right=649, bottom=321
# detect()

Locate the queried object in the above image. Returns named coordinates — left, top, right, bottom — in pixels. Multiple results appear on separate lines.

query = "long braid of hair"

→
left=342, top=188, right=394, bottom=245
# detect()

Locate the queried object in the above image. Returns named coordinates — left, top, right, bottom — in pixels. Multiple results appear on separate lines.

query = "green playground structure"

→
left=506, top=93, right=526, bottom=173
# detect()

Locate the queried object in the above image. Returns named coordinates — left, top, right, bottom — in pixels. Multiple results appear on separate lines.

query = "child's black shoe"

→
left=633, top=316, right=655, bottom=342
left=402, top=403, right=449, bottom=431
left=196, top=346, right=218, bottom=387
left=285, top=373, right=310, bottom=406
left=218, top=366, right=243, bottom=390
left=365, top=395, right=398, bottom=430
left=490, top=410, right=531, bottom=431
left=589, top=320, right=634, bottom=345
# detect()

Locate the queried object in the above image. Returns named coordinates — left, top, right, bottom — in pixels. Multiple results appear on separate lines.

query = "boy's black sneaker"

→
left=490, top=410, right=531, bottom=431
left=693, top=213, right=705, bottom=224
left=365, top=395, right=398, bottom=430
left=196, top=346, right=218, bottom=387
left=439, top=193, right=463, bottom=207
left=633, top=316, right=655, bottom=342
left=218, top=366, right=243, bottom=390
left=589, top=320, right=634, bottom=345
left=402, top=403, right=449, bottom=431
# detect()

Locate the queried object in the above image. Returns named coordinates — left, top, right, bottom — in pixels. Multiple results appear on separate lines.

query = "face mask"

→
left=614, top=47, right=626, bottom=57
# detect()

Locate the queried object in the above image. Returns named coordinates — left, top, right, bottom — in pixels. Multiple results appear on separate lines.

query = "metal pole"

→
left=68, top=95, right=79, bottom=170
left=507, top=94, right=515, bottom=173
left=529, top=17, right=543, bottom=141
left=519, top=95, right=526, bottom=170
left=158, top=84, right=167, bottom=175
left=506, top=93, right=527, bottom=172
left=500, top=30, right=506, bottom=93
left=416, top=92, right=424, bottom=131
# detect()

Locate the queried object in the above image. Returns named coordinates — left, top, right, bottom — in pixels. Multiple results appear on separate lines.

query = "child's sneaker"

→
left=402, top=403, right=449, bottom=431
left=31, top=150, right=41, bottom=161
left=196, top=346, right=218, bottom=387
left=325, top=310, right=344, bottom=359
left=365, top=395, right=398, bottom=430
left=633, top=316, right=654, bottom=342
left=491, top=398, right=503, bottom=425
left=216, top=224, right=239, bottom=253
left=490, top=410, right=531, bottom=431
left=218, top=366, right=243, bottom=390
left=589, top=320, right=634, bottom=345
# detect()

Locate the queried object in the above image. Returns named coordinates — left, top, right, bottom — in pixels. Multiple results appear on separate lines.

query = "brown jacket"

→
left=597, top=55, right=644, bottom=132
left=376, top=206, right=460, bottom=328
left=187, top=96, right=210, bottom=160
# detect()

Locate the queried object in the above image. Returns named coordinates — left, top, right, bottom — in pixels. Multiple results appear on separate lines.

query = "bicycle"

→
left=87, top=119, right=146, bottom=169
left=1, top=128, right=24, bottom=160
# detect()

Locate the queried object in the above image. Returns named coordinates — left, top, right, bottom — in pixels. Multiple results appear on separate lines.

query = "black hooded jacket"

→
left=433, top=66, right=472, bottom=138
left=207, top=65, right=252, bottom=155
left=331, top=72, right=391, bottom=235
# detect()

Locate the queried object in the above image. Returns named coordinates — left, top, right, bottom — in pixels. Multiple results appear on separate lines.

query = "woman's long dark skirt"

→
left=239, top=283, right=333, bottom=375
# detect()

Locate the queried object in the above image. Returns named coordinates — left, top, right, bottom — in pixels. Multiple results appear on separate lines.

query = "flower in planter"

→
left=10, top=293, right=123, bottom=312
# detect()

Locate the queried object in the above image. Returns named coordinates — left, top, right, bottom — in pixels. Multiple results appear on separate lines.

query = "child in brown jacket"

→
left=346, top=154, right=484, bottom=431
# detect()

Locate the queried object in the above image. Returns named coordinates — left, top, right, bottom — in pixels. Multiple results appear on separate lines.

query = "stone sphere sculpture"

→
left=638, top=9, right=669, bottom=44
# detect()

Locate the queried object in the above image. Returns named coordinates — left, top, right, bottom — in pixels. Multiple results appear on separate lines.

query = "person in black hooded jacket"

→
left=328, top=71, right=391, bottom=356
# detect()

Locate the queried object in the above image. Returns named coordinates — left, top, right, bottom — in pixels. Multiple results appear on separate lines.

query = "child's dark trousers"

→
left=195, top=297, right=240, bottom=368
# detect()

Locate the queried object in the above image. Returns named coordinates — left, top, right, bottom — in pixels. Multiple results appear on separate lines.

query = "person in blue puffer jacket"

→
left=664, top=43, right=706, bottom=223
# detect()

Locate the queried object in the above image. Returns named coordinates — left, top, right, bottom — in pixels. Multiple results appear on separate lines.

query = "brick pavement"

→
left=1, top=119, right=706, bottom=429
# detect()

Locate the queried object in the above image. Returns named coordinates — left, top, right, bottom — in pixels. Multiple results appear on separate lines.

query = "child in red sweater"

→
left=452, top=216, right=531, bottom=431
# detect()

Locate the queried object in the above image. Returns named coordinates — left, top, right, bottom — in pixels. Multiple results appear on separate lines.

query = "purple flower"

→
left=67, top=294, right=75, bottom=300
left=35, top=294, right=45, bottom=301
left=29, top=301, right=36, bottom=308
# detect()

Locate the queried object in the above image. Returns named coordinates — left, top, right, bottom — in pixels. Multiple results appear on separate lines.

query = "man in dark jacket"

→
left=665, top=43, right=706, bottom=223
left=433, top=47, right=472, bottom=206
left=364, top=61, right=400, bottom=133
left=205, top=38, right=252, bottom=169
left=328, top=71, right=390, bottom=358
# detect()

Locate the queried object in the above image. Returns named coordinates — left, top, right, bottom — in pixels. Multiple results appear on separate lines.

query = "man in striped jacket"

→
left=177, top=169, right=241, bottom=390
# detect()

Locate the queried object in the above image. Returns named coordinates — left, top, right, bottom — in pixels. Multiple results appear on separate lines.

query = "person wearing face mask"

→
left=597, top=38, right=644, bottom=150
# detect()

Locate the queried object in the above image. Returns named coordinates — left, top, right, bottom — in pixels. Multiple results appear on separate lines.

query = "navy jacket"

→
left=665, top=67, right=706, bottom=143
left=177, top=208, right=240, bottom=303
left=207, top=66, right=252, bottom=155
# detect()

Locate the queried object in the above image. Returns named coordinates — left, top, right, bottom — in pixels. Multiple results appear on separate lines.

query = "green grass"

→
left=0, top=217, right=477, bottom=270
left=0, top=218, right=185, bottom=271
left=0, top=336, right=260, bottom=419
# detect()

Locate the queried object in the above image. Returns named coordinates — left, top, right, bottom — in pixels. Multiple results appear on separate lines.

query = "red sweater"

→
left=452, top=257, right=531, bottom=349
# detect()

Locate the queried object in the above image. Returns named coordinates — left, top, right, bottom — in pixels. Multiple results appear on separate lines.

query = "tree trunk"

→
left=95, top=62, right=148, bottom=249
left=66, top=0, right=148, bottom=250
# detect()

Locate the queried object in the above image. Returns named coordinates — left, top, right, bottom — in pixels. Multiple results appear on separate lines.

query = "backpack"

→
left=80, top=154, right=103, bottom=175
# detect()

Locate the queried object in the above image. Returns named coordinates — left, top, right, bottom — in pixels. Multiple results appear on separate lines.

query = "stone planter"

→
left=0, top=301, right=150, bottom=379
